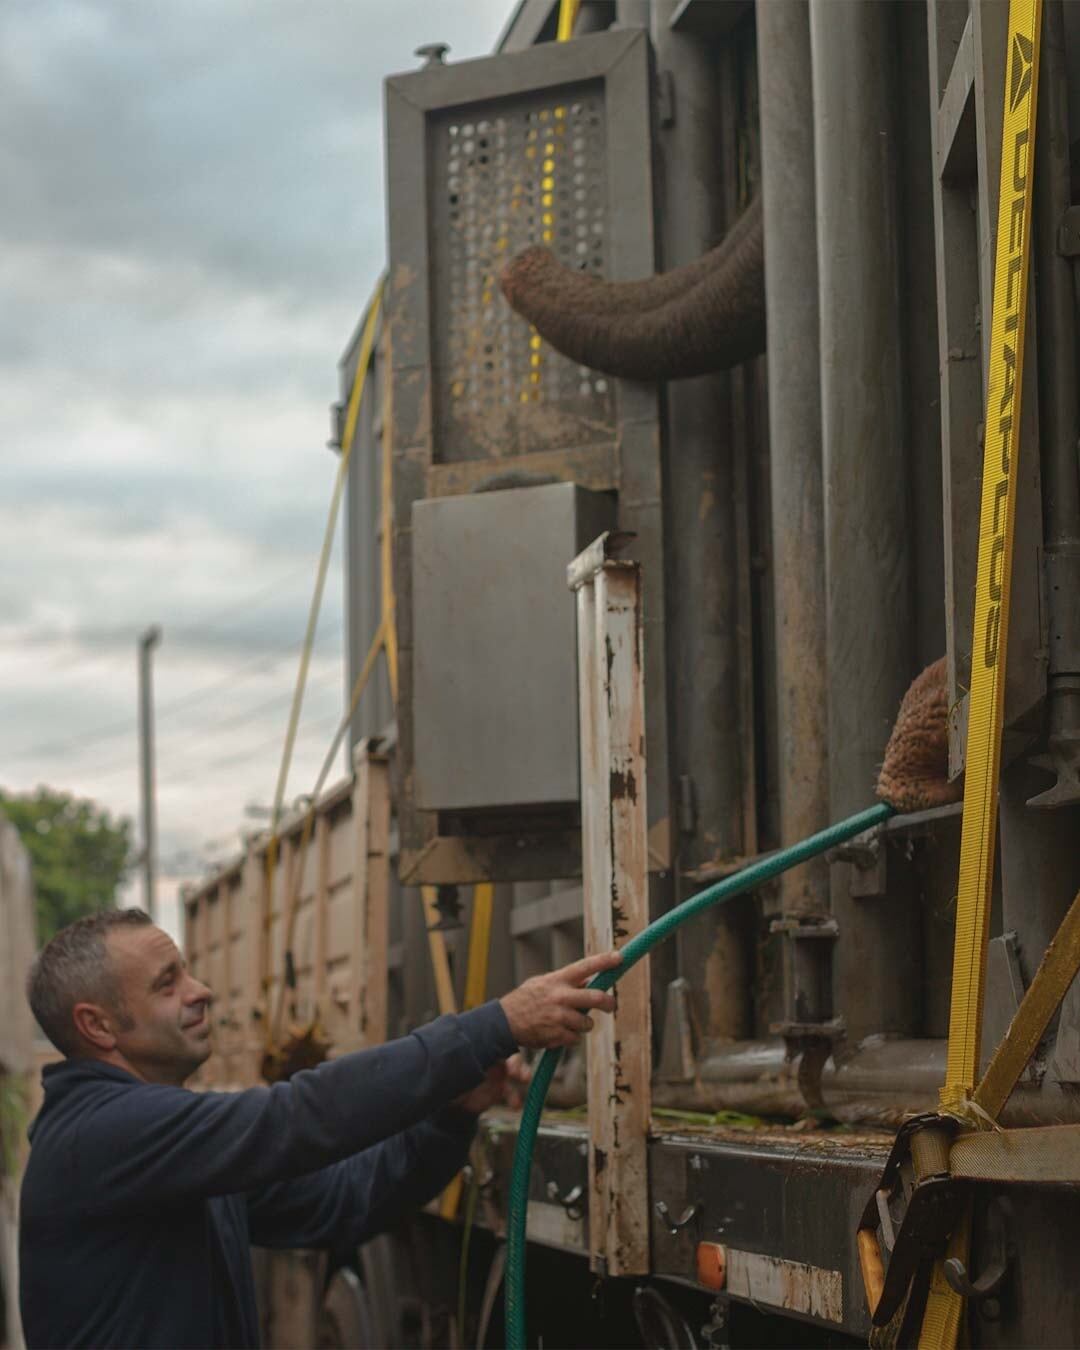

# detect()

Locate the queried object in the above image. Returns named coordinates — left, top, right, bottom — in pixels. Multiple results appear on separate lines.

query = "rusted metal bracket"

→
left=769, top=915, right=841, bottom=1038
left=826, top=825, right=887, bottom=897
left=942, top=1198, right=1009, bottom=1302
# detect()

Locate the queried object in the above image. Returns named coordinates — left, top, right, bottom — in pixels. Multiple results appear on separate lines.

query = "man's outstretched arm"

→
left=73, top=954, right=617, bottom=1217
left=246, top=1055, right=531, bottom=1250
left=246, top=1109, right=475, bottom=1249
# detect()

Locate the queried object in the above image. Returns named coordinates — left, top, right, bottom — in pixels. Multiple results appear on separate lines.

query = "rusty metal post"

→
left=569, top=533, right=652, bottom=1277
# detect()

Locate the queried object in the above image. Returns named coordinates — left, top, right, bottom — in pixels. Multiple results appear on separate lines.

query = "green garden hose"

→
left=504, top=799, right=894, bottom=1349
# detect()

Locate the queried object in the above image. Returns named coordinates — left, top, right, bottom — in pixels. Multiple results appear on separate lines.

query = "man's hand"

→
left=499, top=951, right=621, bottom=1050
left=456, top=1053, right=531, bottom=1116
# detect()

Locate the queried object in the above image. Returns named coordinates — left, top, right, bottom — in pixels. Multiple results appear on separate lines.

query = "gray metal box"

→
left=413, top=483, right=614, bottom=811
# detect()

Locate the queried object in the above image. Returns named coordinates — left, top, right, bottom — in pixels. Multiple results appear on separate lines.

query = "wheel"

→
left=318, top=1268, right=376, bottom=1350
left=632, top=1284, right=699, bottom=1350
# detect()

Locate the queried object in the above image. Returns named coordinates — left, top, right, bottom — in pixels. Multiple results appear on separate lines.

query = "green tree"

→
left=0, top=788, right=134, bottom=946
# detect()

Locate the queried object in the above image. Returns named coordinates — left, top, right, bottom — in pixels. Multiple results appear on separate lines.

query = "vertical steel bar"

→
left=650, top=0, right=752, bottom=1044
left=757, top=0, right=828, bottom=919
left=810, top=0, right=919, bottom=1039
left=1030, top=0, right=1080, bottom=808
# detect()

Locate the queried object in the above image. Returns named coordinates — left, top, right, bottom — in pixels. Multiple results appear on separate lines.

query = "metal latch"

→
left=654, top=1199, right=700, bottom=1237
left=545, top=1180, right=584, bottom=1221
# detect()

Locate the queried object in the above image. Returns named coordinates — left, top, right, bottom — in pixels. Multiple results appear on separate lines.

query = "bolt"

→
left=415, top=42, right=450, bottom=68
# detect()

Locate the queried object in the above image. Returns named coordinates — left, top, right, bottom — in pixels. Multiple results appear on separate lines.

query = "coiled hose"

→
left=504, top=800, right=894, bottom=1349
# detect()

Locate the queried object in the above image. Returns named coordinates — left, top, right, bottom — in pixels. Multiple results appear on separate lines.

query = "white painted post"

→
left=569, top=533, right=652, bottom=1277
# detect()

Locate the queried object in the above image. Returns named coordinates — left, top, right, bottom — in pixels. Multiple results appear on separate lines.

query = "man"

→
left=19, top=907, right=618, bottom=1349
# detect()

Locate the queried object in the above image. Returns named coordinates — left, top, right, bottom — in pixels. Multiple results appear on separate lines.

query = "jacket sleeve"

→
left=71, top=1002, right=514, bottom=1217
left=245, top=1107, right=477, bottom=1250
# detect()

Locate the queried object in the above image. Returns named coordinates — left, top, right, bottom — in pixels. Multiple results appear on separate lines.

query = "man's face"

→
left=103, top=925, right=214, bottom=1086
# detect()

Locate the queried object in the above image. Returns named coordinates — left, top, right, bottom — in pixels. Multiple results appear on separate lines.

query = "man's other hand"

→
left=456, top=1053, right=531, bottom=1116
left=499, top=951, right=621, bottom=1050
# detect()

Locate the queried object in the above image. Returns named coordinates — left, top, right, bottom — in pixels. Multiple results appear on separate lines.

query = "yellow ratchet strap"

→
left=919, top=3, right=1043, bottom=1345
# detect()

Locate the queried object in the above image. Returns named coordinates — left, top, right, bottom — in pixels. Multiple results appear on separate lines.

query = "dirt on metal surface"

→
left=652, top=1118, right=893, bottom=1156
left=481, top=1105, right=892, bottom=1158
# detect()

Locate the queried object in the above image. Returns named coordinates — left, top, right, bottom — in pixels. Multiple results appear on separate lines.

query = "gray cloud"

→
left=0, top=0, right=509, bottom=862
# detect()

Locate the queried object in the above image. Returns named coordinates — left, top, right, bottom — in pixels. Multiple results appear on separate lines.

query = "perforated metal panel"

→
left=385, top=30, right=668, bottom=884
left=430, top=87, right=615, bottom=460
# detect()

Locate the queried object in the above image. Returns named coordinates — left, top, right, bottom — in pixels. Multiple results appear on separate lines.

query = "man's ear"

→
left=71, top=1002, right=119, bottom=1053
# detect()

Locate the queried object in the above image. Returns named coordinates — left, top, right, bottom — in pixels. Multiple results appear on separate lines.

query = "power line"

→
left=8, top=559, right=323, bottom=684
left=82, top=665, right=346, bottom=782
left=157, top=623, right=343, bottom=724
left=165, top=560, right=320, bottom=638
left=3, top=619, right=343, bottom=761
left=2, top=556, right=340, bottom=755
left=202, top=710, right=344, bottom=777
left=151, top=708, right=345, bottom=788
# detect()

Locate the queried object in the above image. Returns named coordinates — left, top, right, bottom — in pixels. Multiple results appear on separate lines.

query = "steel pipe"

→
left=646, top=0, right=753, bottom=1041
left=810, top=0, right=919, bottom=1040
left=757, top=0, right=828, bottom=922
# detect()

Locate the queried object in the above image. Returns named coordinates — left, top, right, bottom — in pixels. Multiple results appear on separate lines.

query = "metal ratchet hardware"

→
left=654, top=1199, right=700, bottom=1237
left=856, top=1115, right=962, bottom=1342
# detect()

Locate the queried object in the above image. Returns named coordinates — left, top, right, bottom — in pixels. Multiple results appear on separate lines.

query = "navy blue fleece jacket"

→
left=19, top=1002, right=515, bottom=1350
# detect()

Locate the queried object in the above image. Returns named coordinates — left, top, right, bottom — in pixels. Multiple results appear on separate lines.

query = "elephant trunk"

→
left=499, top=195, right=766, bottom=381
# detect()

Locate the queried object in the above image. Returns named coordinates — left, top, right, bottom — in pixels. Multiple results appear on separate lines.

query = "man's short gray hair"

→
left=27, top=908, right=152, bottom=1057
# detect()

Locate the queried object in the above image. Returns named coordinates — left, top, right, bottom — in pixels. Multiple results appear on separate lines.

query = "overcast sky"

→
left=0, top=0, right=509, bottom=922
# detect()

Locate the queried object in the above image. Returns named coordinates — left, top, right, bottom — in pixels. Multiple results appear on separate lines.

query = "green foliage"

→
left=0, top=1073, right=28, bottom=1178
left=0, top=787, right=134, bottom=946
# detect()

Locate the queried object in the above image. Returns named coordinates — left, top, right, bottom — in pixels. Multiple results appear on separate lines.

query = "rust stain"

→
left=633, top=574, right=642, bottom=669
left=610, top=1046, right=630, bottom=1107
left=604, top=634, right=615, bottom=716
left=725, top=1250, right=843, bottom=1324
left=607, top=793, right=628, bottom=938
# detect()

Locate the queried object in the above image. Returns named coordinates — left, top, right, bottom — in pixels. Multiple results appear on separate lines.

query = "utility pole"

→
left=138, top=626, right=162, bottom=921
